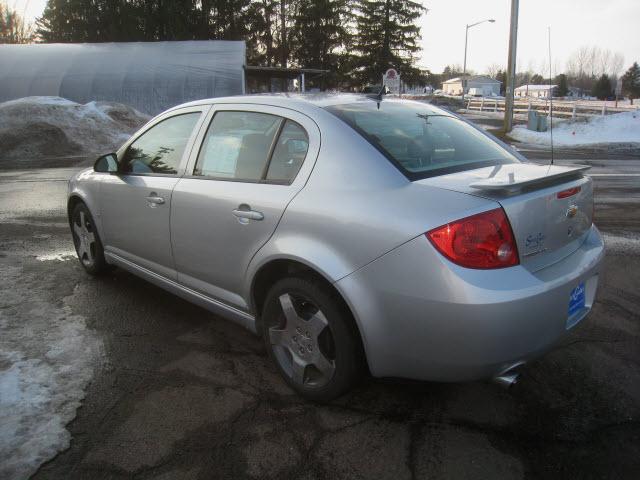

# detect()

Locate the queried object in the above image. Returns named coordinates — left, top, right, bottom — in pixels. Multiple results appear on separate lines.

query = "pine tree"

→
left=555, top=73, right=569, bottom=97
left=288, top=0, right=354, bottom=88
left=591, top=73, right=613, bottom=100
left=621, top=62, right=640, bottom=105
left=353, top=0, right=426, bottom=85
left=530, top=73, right=544, bottom=85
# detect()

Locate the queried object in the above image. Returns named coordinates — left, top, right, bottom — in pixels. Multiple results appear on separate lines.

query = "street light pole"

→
left=462, top=19, right=495, bottom=103
left=503, top=0, right=519, bottom=133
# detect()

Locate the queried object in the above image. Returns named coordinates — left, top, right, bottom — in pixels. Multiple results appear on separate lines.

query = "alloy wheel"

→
left=268, top=293, right=336, bottom=388
left=73, top=210, right=96, bottom=267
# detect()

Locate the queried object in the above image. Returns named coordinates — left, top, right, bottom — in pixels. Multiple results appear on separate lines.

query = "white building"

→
left=514, top=84, right=558, bottom=99
left=442, top=75, right=501, bottom=96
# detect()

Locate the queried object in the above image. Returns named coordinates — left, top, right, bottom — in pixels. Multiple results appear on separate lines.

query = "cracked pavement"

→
left=0, top=154, right=639, bottom=479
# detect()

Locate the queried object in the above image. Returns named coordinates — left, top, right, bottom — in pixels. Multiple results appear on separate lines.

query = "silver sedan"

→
left=68, top=94, right=604, bottom=401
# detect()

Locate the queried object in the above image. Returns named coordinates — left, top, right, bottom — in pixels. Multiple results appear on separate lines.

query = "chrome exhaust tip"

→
left=492, top=371, right=520, bottom=389
left=492, top=362, right=523, bottom=389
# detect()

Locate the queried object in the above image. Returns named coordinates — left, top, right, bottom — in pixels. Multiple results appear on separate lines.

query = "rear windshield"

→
left=325, top=101, right=519, bottom=180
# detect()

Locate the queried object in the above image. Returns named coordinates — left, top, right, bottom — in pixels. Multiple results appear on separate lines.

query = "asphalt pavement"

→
left=1, top=149, right=639, bottom=479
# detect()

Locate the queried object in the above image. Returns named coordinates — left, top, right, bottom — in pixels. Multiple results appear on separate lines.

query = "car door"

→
left=99, top=106, right=208, bottom=279
left=170, top=104, right=320, bottom=310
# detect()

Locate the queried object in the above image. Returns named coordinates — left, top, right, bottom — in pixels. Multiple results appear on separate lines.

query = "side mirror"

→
left=94, top=153, right=119, bottom=173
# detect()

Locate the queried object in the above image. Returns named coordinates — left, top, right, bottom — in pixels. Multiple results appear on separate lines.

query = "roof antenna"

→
left=548, top=26, right=554, bottom=165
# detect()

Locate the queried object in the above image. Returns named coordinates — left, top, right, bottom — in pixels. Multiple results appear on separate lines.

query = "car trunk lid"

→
left=418, top=163, right=594, bottom=272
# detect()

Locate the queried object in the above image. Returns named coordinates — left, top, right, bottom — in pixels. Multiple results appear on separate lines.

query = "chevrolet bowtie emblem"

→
left=566, top=205, right=579, bottom=218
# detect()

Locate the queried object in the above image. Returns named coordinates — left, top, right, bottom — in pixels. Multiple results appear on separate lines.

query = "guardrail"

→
left=466, top=98, right=638, bottom=119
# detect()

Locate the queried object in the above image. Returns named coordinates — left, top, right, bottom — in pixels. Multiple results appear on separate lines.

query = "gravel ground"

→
left=0, top=153, right=639, bottom=479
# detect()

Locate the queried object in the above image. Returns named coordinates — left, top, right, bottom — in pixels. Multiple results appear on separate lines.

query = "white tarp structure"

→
left=0, top=41, right=246, bottom=115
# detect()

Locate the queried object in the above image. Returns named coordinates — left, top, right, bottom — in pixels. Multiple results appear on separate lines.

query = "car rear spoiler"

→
left=469, top=164, right=591, bottom=192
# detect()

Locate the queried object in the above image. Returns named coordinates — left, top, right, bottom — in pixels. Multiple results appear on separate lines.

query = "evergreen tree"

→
left=441, top=65, right=462, bottom=82
left=592, top=73, right=612, bottom=100
left=353, top=0, right=426, bottom=85
left=529, top=73, right=544, bottom=84
left=555, top=73, right=569, bottom=97
left=288, top=0, right=354, bottom=88
left=245, top=0, right=277, bottom=65
left=621, top=62, right=640, bottom=104
left=36, top=0, right=252, bottom=43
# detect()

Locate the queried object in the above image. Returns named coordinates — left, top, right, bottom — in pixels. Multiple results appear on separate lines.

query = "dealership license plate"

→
left=568, top=282, right=586, bottom=317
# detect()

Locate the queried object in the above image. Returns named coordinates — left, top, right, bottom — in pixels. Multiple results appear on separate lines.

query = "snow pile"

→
left=0, top=264, right=103, bottom=480
left=509, top=111, right=640, bottom=147
left=0, top=96, right=149, bottom=168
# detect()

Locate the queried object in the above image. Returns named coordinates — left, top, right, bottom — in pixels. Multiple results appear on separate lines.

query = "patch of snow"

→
left=2, top=96, right=77, bottom=107
left=509, top=111, right=640, bottom=146
left=0, top=264, right=103, bottom=480
left=35, top=251, right=76, bottom=262
left=0, top=96, right=150, bottom=168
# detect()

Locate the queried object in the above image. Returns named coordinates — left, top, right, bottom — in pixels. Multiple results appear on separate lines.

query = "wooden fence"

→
left=465, top=98, right=638, bottom=119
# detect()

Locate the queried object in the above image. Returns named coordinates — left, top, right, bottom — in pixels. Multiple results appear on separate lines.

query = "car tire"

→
left=262, top=275, right=364, bottom=402
left=70, top=202, right=109, bottom=275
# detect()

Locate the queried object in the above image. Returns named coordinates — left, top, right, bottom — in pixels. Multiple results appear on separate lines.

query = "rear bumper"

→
left=336, top=225, right=605, bottom=382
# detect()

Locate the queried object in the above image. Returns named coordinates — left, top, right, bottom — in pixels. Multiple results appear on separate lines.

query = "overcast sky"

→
left=11, top=0, right=640, bottom=75
left=419, top=0, right=639, bottom=75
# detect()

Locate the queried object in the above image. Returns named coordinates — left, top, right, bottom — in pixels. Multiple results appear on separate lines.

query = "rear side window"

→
left=194, top=111, right=308, bottom=184
left=194, top=111, right=281, bottom=181
left=120, top=112, right=201, bottom=175
left=266, top=120, right=309, bottom=183
left=325, top=101, right=518, bottom=180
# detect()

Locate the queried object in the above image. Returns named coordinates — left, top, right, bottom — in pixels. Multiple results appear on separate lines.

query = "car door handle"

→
left=145, top=194, right=165, bottom=205
left=232, top=208, right=264, bottom=221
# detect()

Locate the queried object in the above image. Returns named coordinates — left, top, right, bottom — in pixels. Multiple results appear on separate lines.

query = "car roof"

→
left=167, top=93, right=446, bottom=117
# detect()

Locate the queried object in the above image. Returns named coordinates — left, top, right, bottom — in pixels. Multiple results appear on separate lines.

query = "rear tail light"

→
left=427, top=208, right=519, bottom=269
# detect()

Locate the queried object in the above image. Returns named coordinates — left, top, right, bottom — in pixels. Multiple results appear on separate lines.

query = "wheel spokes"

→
left=74, top=210, right=95, bottom=265
left=290, top=354, right=308, bottom=385
left=84, top=230, right=95, bottom=244
left=278, top=293, right=299, bottom=326
left=73, top=221, right=83, bottom=238
left=306, top=311, right=329, bottom=337
left=313, top=351, right=335, bottom=378
left=271, top=292, right=336, bottom=388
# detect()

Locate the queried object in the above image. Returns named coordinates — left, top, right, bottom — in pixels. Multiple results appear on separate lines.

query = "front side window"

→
left=325, top=101, right=518, bottom=180
left=194, top=111, right=309, bottom=184
left=120, top=112, right=201, bottom=175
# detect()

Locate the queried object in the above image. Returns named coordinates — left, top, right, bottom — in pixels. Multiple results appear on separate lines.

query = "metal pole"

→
left=462, top=25, right=469, bottom=100
left=503, top=0, right=519, bottom=133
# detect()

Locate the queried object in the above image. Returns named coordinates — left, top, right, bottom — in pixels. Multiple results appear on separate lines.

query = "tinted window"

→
left=325, top=101, right=518, bottom=180
left=121, top=112, right=201, bottom=175
left=194, top=111, right=281, bottom=181
left=266, top=120, right=309, bottom=184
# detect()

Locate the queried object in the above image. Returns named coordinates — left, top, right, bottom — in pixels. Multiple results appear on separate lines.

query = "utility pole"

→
left=503, top=0, right=519, bottom=133
left=462, top=19, right=495, bottom=104
left=462, top=26, right=469, bottom=102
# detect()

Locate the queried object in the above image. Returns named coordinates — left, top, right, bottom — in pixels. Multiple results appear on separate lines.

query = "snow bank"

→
left=509, top=111, right=640, bottom=147
left=0, top=264, right=103, bottom=480
left=0, top=96, right=149, bottom=168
